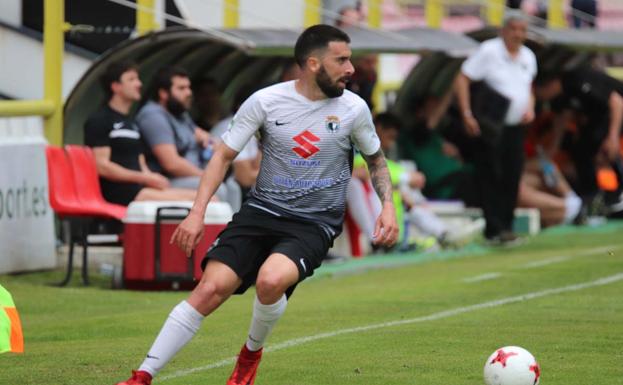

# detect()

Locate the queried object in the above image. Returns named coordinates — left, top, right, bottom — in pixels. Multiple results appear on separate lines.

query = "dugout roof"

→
left=64, top=26, right=478, bottom=144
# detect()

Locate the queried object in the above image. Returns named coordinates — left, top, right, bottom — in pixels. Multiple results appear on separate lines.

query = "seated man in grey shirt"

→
left=136, top=67, right=241, bottom=209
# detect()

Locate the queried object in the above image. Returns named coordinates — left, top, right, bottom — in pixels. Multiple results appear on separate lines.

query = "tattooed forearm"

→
left=362, top=149, right=393, bottom=203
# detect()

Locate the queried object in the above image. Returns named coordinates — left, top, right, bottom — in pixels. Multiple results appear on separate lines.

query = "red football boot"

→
left=226, top=345, right=263, bottom=385
left=116, top=370, right=152, bottom=385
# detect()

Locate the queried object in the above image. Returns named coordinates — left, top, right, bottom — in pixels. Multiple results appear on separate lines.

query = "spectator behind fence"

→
left=83, top=61, right=195, bottom=205
left=534, top=67, right=623, bottom=215
left=454, top=12, right=537, bottom=245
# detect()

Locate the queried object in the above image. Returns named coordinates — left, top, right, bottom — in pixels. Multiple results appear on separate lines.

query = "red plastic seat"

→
left=65, top=145, right=127, bottom=221
left=46, top=146, right=97, bottom=217
left=45, top=145, right=123, bottom=286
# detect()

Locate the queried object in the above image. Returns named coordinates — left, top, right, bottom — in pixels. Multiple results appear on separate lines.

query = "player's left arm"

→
left=361, top=149, right=399, bottom=247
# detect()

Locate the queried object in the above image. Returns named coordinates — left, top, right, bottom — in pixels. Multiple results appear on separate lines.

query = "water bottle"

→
left=537, top=146, right=557, bottom=189
left=201, top=140, right=214, bottom=162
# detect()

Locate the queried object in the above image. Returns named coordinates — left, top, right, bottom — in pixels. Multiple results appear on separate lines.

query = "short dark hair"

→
left=374, top=112, right=402, bottom=131
left=152, top=66, right=190, bottom=101
left=294, top=24, right=351, bottom=67
left=100, top=60, right=138, bottom=100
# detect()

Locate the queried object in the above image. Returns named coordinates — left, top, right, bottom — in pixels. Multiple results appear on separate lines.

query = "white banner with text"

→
left=0, top=121, right=55, bottom=273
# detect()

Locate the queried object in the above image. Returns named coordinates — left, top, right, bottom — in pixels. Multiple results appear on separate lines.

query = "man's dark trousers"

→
left=472, top=124, right=525, bottom=238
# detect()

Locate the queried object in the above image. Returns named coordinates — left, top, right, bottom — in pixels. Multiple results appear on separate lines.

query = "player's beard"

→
left=316, top=65, right=348, bottom=98
left=166, top=94, right=188, bottom=117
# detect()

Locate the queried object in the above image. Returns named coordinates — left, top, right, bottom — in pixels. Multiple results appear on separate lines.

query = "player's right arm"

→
left=171, top=91, right=265, bottom=256
left=171, top=142, right=239, bottom=256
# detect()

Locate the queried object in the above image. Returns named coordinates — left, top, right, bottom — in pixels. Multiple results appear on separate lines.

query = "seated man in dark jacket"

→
left=84, top=61, right=195, bottom=205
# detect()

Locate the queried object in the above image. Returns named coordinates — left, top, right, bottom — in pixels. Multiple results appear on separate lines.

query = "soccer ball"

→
left=483, top=346, right=541, bottom=385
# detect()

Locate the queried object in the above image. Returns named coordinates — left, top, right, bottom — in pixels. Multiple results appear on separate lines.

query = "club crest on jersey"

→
left=325, top=115, right=340, bottom=133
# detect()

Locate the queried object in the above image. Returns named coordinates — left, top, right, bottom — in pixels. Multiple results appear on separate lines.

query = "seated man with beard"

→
left=136, top=67, right=239, bottom=207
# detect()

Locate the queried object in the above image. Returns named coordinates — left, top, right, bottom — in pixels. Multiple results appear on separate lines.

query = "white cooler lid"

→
left=123, top=201, right=233, bottom=224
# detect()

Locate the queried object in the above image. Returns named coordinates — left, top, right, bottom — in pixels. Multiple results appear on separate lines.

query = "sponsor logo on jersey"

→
left=109, top=129, right=140, bottom=139
left=325, top=115, right=340, bottom=132
left=292, top=130, right=320, bottom=159
left=273, top=176, right=334, bottom=188
left=289, top=159, right=321, bottom=167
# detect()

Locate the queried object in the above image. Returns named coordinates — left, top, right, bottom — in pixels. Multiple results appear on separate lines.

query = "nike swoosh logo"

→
left=113, top=122, right=125, bottom=129
left=248, top=334, right=261, bottom=343
left=146, top=354, right=159, bottom=360
left=275, top=121, right=288, bottom=126
left=299, top=258, right=307, bottom=273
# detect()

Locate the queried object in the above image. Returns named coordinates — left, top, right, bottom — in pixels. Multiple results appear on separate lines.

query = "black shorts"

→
left=202, top=204, right=332, bottom=296
left=101, top=180, right=143, bottom=206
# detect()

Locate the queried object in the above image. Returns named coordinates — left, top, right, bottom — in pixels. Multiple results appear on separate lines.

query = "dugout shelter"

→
left=64, top=26, right=479, bottom=144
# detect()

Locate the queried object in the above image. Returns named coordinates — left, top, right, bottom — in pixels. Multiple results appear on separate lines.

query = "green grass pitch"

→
left=1, top=222, right=622, bottom=384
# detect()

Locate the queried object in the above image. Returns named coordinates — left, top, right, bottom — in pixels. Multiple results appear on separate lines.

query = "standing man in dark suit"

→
left=455, top=12, right=537, bottom=244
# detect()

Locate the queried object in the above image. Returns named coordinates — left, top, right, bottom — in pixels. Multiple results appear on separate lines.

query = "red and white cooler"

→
left=122, top=201, right=232, bottom=290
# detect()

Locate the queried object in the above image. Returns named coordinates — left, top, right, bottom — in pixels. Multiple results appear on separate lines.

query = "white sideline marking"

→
left=519, top=245, right=617, bottom=270
left=160, top=272, right=623, bottom=382
left=521, top=256, right=570, bottom=269
left=462, top=272, right=502, bottom=283
left=573, top=245, right=616, bottom=257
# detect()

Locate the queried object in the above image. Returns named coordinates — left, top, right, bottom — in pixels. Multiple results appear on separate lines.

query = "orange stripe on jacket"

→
left=4, top=307, right=23, bottom=353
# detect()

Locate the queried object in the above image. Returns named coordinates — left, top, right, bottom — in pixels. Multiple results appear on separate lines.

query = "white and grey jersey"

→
left=221, top=81, right=380, bottom=237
